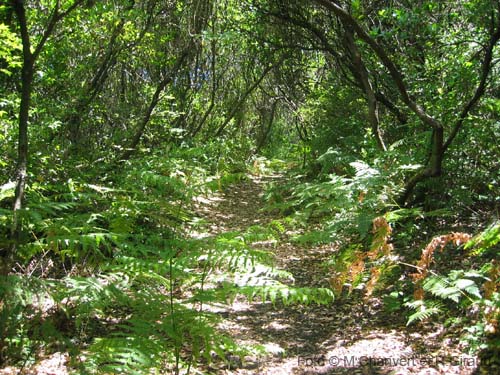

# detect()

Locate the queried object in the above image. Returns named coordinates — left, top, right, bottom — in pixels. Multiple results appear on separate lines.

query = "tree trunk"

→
left=7, top=0, right=85, bottom=261
left=190, top=32, right=218, bottom=138
left=119, top=49, right=190, bottom=160
left=343, top=25, right=386, bottom=151
left=255, top=100, right=278, bottom=154
left=214, top=58, right=284, bottom=137
left=11, top=62, right=33, bottom=236
left=10, top=0, right=34, bottom=255
left=398, top=127, right=444, bottom=205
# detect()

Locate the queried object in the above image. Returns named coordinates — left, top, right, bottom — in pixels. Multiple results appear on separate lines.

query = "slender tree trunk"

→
left=190, top=30, right=218, bottom=138
left=10, top=0, right=34, bottom=254
left=119, top=49, right=190, bottom=160
left=343, top=26, right=386, bottom=151
left=6, top=0, right=85, bottom=260
left=255, top=100, right=277, bottom=154
left=214, top=58, right=284, bottom=137
left=12, top=62, right=33, bottom=225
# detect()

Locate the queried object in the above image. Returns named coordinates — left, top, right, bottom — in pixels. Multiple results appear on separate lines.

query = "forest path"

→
left=193, top=174, right=477, bottom=375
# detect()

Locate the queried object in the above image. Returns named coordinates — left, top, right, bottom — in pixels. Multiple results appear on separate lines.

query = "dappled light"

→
left=1, top=1, right=499, bottom=374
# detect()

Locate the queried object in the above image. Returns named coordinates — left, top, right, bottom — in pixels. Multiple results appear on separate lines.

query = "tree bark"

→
left=342, top=25, right=386, bottom=151
left=119, top=49, right=190, bottom=160
left=7, top=0, right=85, bottom=260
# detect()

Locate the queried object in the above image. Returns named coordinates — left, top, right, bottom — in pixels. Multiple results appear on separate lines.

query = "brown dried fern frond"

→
left=483, top=260, right=500, bottom=334
left=349, top=256, right=365, bottom=290
left=413, top=287, right=425, bottom=300
left=484, top=260, right=500, bottom=299
left=365, top=267, right=382, bottom=298
left=412, top=232, right=472, bottom=282
left=368, top=216, right=394, bottom=259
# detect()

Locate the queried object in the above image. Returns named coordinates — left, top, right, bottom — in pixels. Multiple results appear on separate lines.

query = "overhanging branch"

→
left=312, top=0, right=442, bottom=130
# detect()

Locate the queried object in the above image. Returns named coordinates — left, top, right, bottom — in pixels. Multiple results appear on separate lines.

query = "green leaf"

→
left=0, top=181, right=15, bottom=202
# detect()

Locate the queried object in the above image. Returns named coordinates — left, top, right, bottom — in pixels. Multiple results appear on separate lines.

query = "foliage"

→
left=1, top=0, right=500, bottom=372
left=263, top=156, right=403, bottom=239
left=0, top=23, right=21, bottom=75
left=405, top=299, right=446, bottom=326
left=0, top=147, right=337, bottom=373
left=404, top=222, right=500, bottom=354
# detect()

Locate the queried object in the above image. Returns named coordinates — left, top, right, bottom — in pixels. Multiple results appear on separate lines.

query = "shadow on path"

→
left=192, top=175, right=478, bottom=375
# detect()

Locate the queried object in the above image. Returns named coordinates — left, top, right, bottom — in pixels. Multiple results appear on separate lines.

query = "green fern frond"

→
left=465, top=220, right=500, bottom=255
left=405, top=299, right=445, bottom=325
left=89, top=335, right=164, bottom=374
left=423, top=271, right=486, bottom=303
left=239, top=283, right=334, bottom=306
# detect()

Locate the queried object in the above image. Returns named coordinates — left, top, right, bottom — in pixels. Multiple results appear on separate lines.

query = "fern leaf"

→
left=405, top=300, right=444, bottom=325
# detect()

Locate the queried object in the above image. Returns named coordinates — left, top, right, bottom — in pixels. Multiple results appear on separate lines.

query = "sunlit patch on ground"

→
left=194, top=176, right=479, bottom=375
left=0, top=352, right=69, bottom=375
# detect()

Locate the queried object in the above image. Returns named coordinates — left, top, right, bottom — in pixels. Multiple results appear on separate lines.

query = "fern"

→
left=412, top=232, right=472, bottom=282
left=239, top=284, right=335, bottom=306
left=1, top=150, right=344, bottom=373
left=465, top=220, right=500, bottom=256
left=423, top=271, right=485, bottom=303
left=405, top=299, right=445, bottom=325
left=292, top=229, right=333, bottom=245
left=88, top=335, right=166, bottom=374
left=403, top=223, right=500, bottom=353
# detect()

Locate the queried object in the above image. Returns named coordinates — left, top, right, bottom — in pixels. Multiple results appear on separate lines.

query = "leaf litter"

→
left=194, top=175, right=479, bottom=375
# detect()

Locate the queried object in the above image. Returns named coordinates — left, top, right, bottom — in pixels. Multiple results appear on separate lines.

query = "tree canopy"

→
left=0, top=0, right=499, bottom=374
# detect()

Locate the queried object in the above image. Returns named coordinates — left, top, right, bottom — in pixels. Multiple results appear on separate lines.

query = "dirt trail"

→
left=194, top=174, right=479, bottom=375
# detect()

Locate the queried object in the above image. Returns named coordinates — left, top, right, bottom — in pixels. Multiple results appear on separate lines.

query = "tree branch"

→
left=32, top=0, right=86, bottom=61
left=120, top=48, right=191, bottom=160
left=214, top=57, right=285, bottom=137
left=312, top=0, right=442, bottom=130
left=343, top=24, right=386, bottom=151
left=444, top=13, right=500, bottom=151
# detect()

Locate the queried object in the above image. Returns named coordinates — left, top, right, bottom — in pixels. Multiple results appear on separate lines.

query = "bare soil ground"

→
left=0, top=174, right=485, bottom=375
left=194, top=174, right=480, bottom=375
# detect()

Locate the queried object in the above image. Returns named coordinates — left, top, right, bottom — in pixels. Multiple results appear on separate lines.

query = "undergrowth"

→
left=262, top=149, right=499, bottom=360
left=0, top=148, right=334, bottom=374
